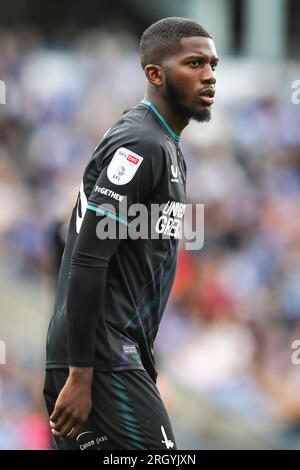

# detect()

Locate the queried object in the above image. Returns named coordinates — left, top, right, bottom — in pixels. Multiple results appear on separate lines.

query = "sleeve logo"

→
left=107, top=147, right=143, bottom=185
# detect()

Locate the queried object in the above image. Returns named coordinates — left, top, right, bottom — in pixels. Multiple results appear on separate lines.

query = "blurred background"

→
left=0, top=0, right=300, bottom=450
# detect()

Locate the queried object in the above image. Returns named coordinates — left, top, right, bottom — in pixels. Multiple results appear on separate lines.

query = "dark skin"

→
left=50, top=35, right=218, bottom=440
left=49, top=367, right=93, bottom=439
left=145, top=36, right=218, bottom=135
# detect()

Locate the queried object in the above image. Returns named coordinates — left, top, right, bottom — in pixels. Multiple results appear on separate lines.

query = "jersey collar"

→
left=140, top=99, right=181, bottom=143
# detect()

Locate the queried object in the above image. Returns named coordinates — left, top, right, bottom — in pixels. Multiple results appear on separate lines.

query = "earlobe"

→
left=145, top=64, right=163, bottom=87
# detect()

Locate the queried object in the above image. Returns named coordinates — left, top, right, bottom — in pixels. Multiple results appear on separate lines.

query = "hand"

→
left=49, top=367, right=93, bottom=440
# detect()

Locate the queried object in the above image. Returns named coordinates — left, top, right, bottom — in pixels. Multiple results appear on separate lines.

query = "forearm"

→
left=69, top=366, right=94, bottom=384
left=66, top=260, right=108, bottom=366
left=66, top=210, right=122, bottom=367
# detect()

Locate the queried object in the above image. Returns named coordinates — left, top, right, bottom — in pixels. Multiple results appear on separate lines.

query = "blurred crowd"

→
left=0, top=26, right=300, bottom=449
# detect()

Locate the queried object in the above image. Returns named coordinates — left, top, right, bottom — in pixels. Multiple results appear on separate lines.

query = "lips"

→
left=199, top=95, right=215, bottom=105
left=199, top=88, right=215, bottom=106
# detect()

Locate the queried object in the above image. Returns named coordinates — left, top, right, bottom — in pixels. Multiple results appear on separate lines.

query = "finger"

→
left=52, top=418, right=77, bottom=439
left=50, top=413, right=69, bottom=432
left=68, top=424, right=83, bottom=440
left=50, top=406, right=63, bottom=423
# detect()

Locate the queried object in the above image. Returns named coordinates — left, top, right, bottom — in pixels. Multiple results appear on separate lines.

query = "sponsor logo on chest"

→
left=170, top=164, right=179, bottom=183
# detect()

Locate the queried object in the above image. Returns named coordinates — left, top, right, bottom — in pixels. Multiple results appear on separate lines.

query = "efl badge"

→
left=107, top=147, right=143, bottom=185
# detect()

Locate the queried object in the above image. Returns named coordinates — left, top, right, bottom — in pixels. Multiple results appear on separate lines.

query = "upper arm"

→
left=72, top=137, right=165, bottom=263
left=87, top=140, right=165, bottom=227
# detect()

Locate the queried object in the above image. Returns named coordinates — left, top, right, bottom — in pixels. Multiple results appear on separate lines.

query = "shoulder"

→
left=90, top=107, right=168, bottom=178
left=103, top=108, right=165, bottom=161
left=118, top=106, right=164, bottom=146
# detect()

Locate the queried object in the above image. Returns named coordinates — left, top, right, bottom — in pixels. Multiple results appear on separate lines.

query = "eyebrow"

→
left=185, top=54, right=219, bottom=63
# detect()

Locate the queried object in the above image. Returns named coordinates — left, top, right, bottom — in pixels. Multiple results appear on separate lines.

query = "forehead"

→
left=175, top=36, right=218, bottom=60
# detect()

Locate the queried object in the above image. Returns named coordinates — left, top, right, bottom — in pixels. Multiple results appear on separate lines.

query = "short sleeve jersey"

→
left=46, top=99, right=187, bottom=383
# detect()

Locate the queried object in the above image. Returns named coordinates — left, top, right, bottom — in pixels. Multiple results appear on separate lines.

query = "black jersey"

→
left=46, top=99, right=186, bottom=382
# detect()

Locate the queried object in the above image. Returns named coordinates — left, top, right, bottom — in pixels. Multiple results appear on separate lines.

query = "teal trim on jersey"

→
left=87, top=203, right=130, bottom=227
left=141, top=99, right=181, bottom=142
left=140, top=250, right=178, bottom=340
left=148, top=256, right=178, bottom=339
left=137, top=244, right=173, bottom=302
left=141, top=251, right=178, bottom=319
left=111, top=373, right=145, bottom=450
left=122, top=244, right=174, bottom=332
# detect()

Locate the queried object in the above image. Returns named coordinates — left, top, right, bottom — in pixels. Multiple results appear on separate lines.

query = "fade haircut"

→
left=140, top=17, right=212, bottom=70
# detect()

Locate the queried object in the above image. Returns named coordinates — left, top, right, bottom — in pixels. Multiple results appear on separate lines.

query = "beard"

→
left=165, top=72, right=211, bottom=123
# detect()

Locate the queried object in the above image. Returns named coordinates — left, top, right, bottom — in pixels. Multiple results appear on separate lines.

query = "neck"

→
left=144, top=91, right=189, bottom=136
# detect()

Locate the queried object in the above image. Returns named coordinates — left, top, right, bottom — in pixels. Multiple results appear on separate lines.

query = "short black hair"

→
left=140, top=17, right=212, bottom=70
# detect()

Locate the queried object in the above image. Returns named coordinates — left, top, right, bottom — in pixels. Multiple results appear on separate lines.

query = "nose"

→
left=202, top=64, right=216, bottom=85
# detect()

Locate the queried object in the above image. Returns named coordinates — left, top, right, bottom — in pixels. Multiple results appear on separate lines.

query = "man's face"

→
left=162, top=37, right=218, bottom=122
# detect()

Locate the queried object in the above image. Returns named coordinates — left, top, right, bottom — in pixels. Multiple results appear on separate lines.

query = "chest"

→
left=155, top=139, right=186, bottom=205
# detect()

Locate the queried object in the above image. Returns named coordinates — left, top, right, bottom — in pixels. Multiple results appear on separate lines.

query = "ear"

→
left=144, top=64, right=164, bottom=87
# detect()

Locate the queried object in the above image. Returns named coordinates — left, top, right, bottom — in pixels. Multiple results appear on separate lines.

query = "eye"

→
left=189, top=59, right=202, bottom=68
left=211, top=62, right=218, bottom=71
